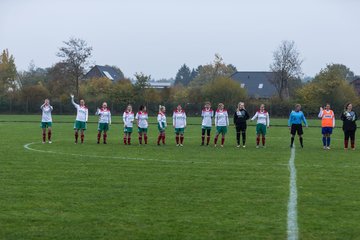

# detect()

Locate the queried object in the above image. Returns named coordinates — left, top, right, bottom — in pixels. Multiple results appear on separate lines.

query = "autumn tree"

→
left=202, top=76, right=247, bottom=109
left=57, top=37, right=92, bottom=98
left=190, top=54, right=237, bottom=87
left=297, top=64, right=358, bottom=113
left=0, top=49, right=17, bottom=95
left=270, top=41, right=303, bottom=100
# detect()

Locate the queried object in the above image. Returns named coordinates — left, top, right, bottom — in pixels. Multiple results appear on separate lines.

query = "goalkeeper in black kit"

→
left=233, top=102, right=250, bottom=148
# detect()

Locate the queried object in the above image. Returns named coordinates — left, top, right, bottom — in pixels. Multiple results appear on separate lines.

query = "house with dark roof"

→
left=84, top=65, right=124, bottom=82
left=231, top=71, right=277, bottom=99
left=350, top=77, right=360, bottom=95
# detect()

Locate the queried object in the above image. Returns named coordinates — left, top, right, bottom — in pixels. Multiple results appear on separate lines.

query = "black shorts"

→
left=291, top=124, right=303, bottom=135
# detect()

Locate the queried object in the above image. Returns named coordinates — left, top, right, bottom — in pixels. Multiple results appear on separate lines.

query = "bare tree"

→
left=57, top=37, right=92, bottom=98
left=270, top=40, right=303, bottom=100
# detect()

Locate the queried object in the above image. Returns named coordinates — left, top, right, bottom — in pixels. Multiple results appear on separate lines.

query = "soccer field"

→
left=0, top=115, right=359, bottom=240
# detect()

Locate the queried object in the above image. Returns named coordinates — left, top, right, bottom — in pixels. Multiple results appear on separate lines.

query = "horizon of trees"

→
left=0, top=38, right=359, bottom=117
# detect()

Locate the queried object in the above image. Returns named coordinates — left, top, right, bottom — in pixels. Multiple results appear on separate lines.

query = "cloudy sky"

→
left=1, top=0, right=359, bottom=79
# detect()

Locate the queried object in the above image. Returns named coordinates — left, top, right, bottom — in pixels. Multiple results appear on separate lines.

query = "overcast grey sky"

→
left=1, top=0, right=359, bottom=79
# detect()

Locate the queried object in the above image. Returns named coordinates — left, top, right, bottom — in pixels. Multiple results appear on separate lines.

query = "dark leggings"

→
left=236, top=126, right=246, bottom=145
left=202, top=128, right=211, bottom=136
left=344, top=130, right=356, bottom=142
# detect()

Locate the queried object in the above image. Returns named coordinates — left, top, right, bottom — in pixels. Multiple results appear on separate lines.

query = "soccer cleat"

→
left=48, top=141, right=52, bottom=144
left=214, top=144, right=217, bottom=147
left=323, top=146, right=327, bottom=150
left=352, top=148, right=356, bottom=151
left=220, top=145, right=224, bottom=148
left=262, top=145, right=266, bottom=148
left=290, top=145, right=293, bottom=148
left=103, top=142, right=107, bottom=144
left=326, top=146, right=331, bottom=150
left=180, top=144, right=183, bottom=147
left=237, top=145, right=240, bottom=148
left=176, top=144, right=180, bottom=147
left=42, top=141, right=46, bottom=144
left=97, top=141, right=100, bottom=144
left=256, top=145, right=260, bottom=149
left=242, top=145, right=246, bottom=148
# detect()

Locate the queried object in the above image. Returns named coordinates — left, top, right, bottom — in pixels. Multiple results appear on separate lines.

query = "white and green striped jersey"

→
left=201, top=108, right=213, bottom=127
left=123, top=111, right=135, bottom=128
left=215, top=109, right=229, bottom=127
left=96, top=108, right=111, bottom=124
left=157, top=112, right=167, bottom=128
left=173, top=110, right=187, bottom=128
left=71, top=99, right=88, bottom=122
left=41, top=104, right=53, bottom=122
left=251, top=110, right=270, bottom=127
left=135, top=111, right=148, bottom=128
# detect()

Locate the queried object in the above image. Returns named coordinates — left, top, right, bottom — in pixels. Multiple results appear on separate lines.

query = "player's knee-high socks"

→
left=322, top=136, right=326, bottom=146
left=326, top=137, right=331, bottom=147
left=81, top=133, right=84, bottom=143
left=127, top=134, right=131, bottom=145
left=162, top=133, right=166, bottom=144
left=123, top=135, right=127, bottom=145
left=144, top=133, right=148, bottom=144
left=299, top=137, right=303, bottom=148
left=221, top=135, right=225, bottom=145
left=242, top=131, right=246, bottom=145
left=236, top=132, right=240, bottom=145
left=262, top=136, right=265, bottom=146
left=138, top=133, right=142, bottom=144
left=214, top=134, right=219, bottom=144
left=75, top=132, right=79, bottom=143
left=175, top=134, right=179, bottom=144
left=256, top=136, right=260, bottom=146
left=42, top=132, right=46, bottom=142
left=47, top=130, right=52, bottom=141
left=180, top=135, right=184, bottom=144
left=103, top=132, right=107, bottom=144
left=290, top=137, right=294, bottom=147
left=157, top=134, right=162, bottom=145
left=97, top=132, right=101, bottom=143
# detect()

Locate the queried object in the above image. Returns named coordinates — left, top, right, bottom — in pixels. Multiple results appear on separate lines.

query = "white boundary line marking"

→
left=287, top=146, right=298, bottom=240
left=23, top=142, right=290, bottom=167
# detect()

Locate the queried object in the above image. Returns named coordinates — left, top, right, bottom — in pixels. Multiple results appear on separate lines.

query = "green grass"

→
left=0, top=115, right=359, bottom=239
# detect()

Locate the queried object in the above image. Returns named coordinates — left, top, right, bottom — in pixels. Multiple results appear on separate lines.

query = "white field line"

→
left=287, top=146, right=298, bottom=240
left=23, top=142, right=289, bottom=167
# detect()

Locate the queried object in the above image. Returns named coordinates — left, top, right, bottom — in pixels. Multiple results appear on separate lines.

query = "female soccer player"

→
left=214, top=103, right=229, bottom=147
left=173, top=105, right=187, bottom=146
left=340, top=103, right=358, bottom=150
left=40, top=98, right=53, bottom=144
left=201, top=102, right=213, bottom=146
left=233, top=102, right=250, bottom=148
left=157, top=105, right=167, bottom=145
left=135, top=105, right=149, bottom=144
left=251, top=104, right=270, bottom=148
left=123, top=105, right=134, bottom=145
left=70, top=94, right=88, bottom=144
left=288, top=104, right=308, bottom=148
left=318, top=103, right=335, bottom=150
left=95, top=102, right=111, bottom=144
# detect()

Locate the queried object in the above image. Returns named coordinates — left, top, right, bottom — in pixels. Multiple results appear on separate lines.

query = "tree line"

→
left=0, top=38, right=359, bottom=117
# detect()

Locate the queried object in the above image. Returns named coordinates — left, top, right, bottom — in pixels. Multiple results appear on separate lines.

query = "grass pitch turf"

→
left=0, top=115, right=359, bottom=239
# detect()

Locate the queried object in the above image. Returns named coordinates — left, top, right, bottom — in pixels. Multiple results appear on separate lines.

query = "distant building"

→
left=148, top=81, right=172, bottom=89
left=231, top=71, right=277, bottom=99
left=84, top=65, right=124, bottom=82
left=350, top=77, right=360, bottom=95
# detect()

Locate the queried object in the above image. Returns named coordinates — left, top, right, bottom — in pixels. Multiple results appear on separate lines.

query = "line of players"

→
left=40, top=95, right=358, bottom=150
